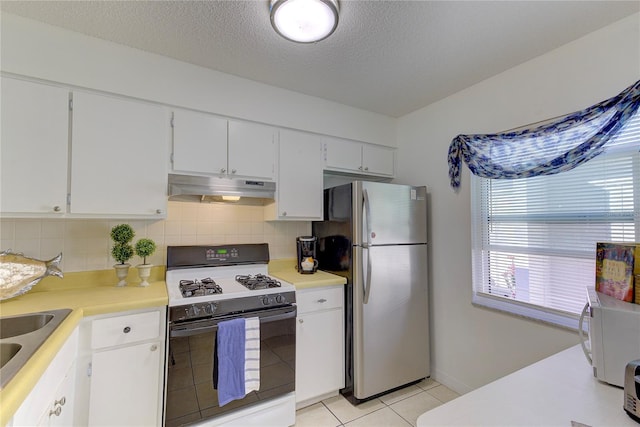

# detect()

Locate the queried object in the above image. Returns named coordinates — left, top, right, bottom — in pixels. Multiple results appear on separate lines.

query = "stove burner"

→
left=235, top=274, right=282, bottom=290
left=179, top=278, right=223, bottom=298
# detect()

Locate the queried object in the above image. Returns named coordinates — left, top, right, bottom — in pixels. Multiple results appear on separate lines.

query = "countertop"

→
left=0, top=259, right=345, bottom=425
left=0, top=266, right=168, bottom=426
left=417, top=344, right=636, bottom=426
left=268, top=259, right=347, bottom=289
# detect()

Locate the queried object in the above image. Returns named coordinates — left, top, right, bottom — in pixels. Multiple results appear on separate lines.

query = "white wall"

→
left=0, top=13, right=396, bottom=147
left=395, top=13, right=640, bottom=393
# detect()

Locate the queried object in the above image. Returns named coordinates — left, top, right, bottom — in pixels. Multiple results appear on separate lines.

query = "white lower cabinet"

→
left=76, top=307, right=166, bottom=427
left=295, top=285, right=345, bottom=408
left=11, top=328, right=79, bottom=427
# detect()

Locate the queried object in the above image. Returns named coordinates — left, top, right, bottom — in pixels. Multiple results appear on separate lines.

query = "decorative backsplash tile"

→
left=0, top=201, right=310, bottom=272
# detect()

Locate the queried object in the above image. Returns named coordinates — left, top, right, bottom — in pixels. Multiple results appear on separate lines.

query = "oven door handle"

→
left=170, top=306, right=296, bottom=338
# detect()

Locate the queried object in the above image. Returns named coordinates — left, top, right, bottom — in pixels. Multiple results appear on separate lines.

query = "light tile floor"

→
left=295, top=379, right=460, bottom=427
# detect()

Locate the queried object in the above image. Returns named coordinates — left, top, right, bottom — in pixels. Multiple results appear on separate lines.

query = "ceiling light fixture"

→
left=270, top=0, right=339, bottom=43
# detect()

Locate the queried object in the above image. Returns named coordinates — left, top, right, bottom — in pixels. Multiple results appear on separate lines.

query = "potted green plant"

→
left=110, top=224, right=135, bottom=286
left=134, top=238, right=156, bottom=287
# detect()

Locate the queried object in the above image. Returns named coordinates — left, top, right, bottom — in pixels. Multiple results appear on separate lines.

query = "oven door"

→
left=165, top=305, right=296, bottom=427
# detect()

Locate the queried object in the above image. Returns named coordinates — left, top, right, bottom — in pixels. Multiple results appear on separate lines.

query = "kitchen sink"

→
left=0, top=343, right=22, bottom=368
left=0, top=313, right=54, bottom=339
left=0, top=308, right=72, bottom=388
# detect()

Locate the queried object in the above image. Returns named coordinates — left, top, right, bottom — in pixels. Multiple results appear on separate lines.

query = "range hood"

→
left=168, top=174, right=275, bottom=205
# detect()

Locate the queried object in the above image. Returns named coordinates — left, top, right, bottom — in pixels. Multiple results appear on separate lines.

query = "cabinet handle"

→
left=49, top=406, right=62, bottom=417
left=53, top=206, right=61, bottom=212
left=358, top=166, right=363, bottom=171
left=364, top=166, right=369, bottom=171
left=318, top=298, right=327, bottom=303
left=231, top=169, right=237, bottom=174
left=150, top=344, right=158, bottom=352
left=123, top=326, right=131, bottom=333
left=221, top=168, right=227, bottom=173
left=156, top=209, right=163, bottom=214
left=282, top=211, right=287, bottom=216
left=298, top=318, right=304, bottom=323
left=54, top=397, right=66, bottom=406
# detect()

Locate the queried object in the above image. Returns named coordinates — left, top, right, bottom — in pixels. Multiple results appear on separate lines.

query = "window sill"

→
left=472, top=292, right=580, bottom=331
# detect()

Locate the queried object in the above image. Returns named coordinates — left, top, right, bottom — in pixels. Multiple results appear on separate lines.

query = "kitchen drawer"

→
left=297, top=286, right=343, bottom=315
left=90, top=310, right=160, bottom=350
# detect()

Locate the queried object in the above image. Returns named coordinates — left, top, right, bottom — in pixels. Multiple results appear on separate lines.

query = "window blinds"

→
left=471, top=110, right=639, bottom=328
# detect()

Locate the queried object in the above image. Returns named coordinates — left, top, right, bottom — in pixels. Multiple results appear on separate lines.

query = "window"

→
left=471, top=111, right=639, bottom=329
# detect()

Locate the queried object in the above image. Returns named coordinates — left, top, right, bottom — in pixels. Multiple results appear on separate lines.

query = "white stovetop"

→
left=165, top=264, right=295, bottom=307
left=417, top=344, right=636, bottom=426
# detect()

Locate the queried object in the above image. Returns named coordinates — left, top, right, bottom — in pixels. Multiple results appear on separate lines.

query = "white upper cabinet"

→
left=361, top=144, right=395, bottom=176
left=171, top=109, right=276, bottom=181
left=171, top=109, right=227, bottom=175
left=228, top=120, right=276, bottom=181
left=1, top=77, right=70, bottom=216
left=70, top=91, right=169, bottom=217
left=265, top=129, right=323, bottom=221
left=323, top=136, right=395, bottom=177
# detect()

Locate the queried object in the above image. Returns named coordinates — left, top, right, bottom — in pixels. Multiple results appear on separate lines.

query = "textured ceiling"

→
left=1, top=1, right=639, bottom=117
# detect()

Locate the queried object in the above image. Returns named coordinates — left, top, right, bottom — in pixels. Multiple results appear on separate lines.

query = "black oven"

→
left=164, top=305, right=296, bottom=427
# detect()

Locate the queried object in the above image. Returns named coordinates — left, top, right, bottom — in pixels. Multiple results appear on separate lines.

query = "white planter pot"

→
left=136, top=264, right=152, bottom=287
left=114, top=263, right=130, bottom=287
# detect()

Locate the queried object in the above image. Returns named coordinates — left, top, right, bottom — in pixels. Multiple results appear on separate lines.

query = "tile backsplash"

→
left=0, top=201, right=310, bottom=272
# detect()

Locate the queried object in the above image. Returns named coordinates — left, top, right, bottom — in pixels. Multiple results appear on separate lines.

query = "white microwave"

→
left=579, top=288, right=640, bottom=387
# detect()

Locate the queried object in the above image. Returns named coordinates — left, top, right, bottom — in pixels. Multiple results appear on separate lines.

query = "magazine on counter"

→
left=595, top=242, right=637, bottom=303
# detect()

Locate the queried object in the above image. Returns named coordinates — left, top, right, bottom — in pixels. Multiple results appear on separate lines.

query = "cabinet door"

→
left=228, top=120, right=276, bottom=180
left=172, top=109, right=227, bottom=175
left=323, top=137, right=362, bottom=173
left=296, top=308, right=344, bottom=404
left=362, top=144, right=395, bottom=176
left=70, top=91, right=168, bottom=217
left=11, top=329, right=78, bottom=427
left=45, top=364, right=76, bottom=427
left=1, top=77, right=69, bottom=215
left=88, top=341, right=162, bottom=426
left=275, top=129, right=323, bottom=220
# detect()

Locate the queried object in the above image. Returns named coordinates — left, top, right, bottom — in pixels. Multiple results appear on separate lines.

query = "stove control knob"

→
left=187, top=305, right=200, bottom=318
left=204, top=303, right=218, bottom=314
left=261, top=296, right=271, bottom=306
left=275, top=294, right=285, bottom=304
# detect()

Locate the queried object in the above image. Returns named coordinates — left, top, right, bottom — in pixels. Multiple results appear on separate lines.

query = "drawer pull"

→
left=318, top=298, right=327, bottom=303
left=123, top=326, right=131, bottom=333
left=150, top=344, right=158, bottom=352
left=49, top=406, right=62, bottom=417
left=55, top=397, right=66, bottom=406
left=299, top=319, right=304, bottom=324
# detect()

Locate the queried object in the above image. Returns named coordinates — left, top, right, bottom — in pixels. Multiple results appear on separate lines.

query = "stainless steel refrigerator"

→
left=312, top=181, right=429, bottom=404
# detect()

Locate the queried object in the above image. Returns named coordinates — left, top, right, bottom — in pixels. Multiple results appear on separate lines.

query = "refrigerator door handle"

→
left=363, top=188, right=372, bottom=304
left=363, top=246, right=372, bottom=304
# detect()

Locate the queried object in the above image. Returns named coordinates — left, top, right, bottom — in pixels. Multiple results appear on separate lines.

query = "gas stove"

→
left=164, top=243, right=297, bottom=427
left=165, top=243, right=296, bottom=322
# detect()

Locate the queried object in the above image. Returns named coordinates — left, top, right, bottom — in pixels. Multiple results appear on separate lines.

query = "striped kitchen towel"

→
left=244, top=317, right=260, bottom=394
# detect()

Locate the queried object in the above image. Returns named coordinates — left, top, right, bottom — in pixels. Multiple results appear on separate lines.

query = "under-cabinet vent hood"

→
left=168, top=174, right=275, bottom=205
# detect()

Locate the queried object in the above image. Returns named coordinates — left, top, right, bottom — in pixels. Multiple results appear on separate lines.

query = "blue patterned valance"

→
left=448, top=79, right=640, bottom=191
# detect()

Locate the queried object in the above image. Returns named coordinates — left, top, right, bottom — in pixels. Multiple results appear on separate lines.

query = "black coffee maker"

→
left=296, top=236, right=318, bottom=274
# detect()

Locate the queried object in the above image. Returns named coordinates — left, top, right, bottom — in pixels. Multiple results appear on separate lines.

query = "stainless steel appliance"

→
left=624, top=359, right=640, bottom=423
left=164, top=243, right=296, bottom=426
left=312, top=181, right=429, bottom=404
left=168, top=173, right=276, bottom=204
left=296, top=236, right=318, bottom=274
